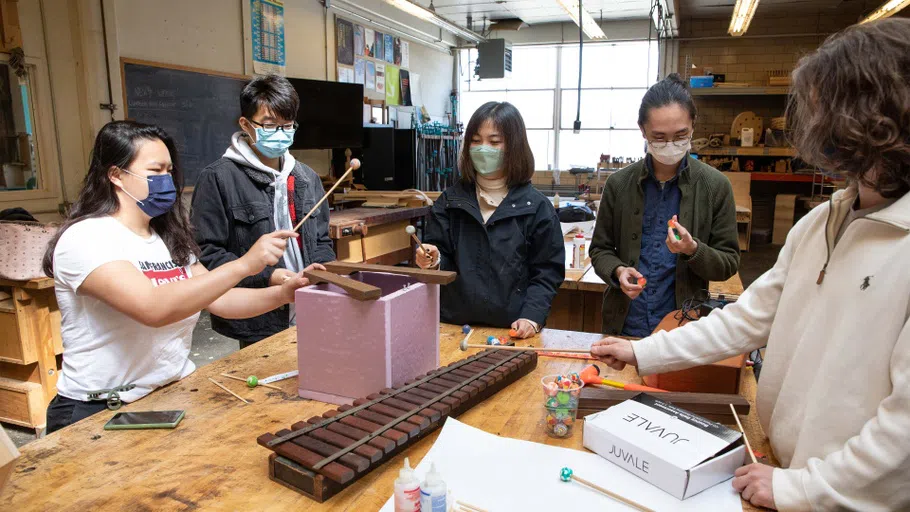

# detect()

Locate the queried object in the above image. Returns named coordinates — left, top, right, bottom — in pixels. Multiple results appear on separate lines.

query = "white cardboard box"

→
left=583, top=394, right=746, bottom=500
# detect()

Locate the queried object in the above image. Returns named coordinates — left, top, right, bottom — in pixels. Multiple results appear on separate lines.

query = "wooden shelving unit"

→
left=690, top=86, right=790, bottom=96
left=695, top=146, right=796, bottom=157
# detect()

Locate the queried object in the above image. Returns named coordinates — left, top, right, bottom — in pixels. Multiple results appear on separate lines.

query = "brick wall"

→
left=676, top=14, right=862, bottom=141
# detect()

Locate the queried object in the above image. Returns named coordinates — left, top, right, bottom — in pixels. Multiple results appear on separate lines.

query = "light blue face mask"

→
left=469, top=145, right=504, bottom=175
left=252, top=125, right=296, bottom=159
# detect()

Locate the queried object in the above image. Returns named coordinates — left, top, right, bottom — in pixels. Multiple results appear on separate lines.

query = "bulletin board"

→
left=336, top=16, right=411, bottom=107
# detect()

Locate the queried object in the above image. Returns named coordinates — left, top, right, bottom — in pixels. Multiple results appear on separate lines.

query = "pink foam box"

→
left=295, top=271, right=440, bottom=405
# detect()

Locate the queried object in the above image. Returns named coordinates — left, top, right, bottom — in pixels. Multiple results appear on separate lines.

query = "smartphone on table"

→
left=103, top=410, right=185, bottom=430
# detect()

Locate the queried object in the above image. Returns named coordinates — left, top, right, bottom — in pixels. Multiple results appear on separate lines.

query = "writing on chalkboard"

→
left=122, top=60, right=247, bottom=187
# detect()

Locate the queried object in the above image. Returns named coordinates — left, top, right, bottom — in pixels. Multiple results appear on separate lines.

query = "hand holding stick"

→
left=292, top=158, right=361, bottom=233
left=730, top=403, right=759, bottom=464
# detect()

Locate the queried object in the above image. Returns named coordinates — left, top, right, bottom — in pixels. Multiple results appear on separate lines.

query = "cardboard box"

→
left=583, top=394, right=746, bottom=500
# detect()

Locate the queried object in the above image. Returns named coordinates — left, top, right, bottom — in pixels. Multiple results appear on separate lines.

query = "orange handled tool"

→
left=580, top=365, right=667, bottom=393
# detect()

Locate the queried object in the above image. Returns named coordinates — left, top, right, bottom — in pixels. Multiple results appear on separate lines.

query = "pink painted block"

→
left=295, top=271, right=440, bottom=405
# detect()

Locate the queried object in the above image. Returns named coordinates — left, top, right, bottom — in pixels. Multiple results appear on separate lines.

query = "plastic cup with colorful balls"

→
left=541, top=374, right=584, bottom=438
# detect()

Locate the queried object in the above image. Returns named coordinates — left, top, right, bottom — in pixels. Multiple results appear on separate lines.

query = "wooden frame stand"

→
left=0, top=278, right=63, bottom=433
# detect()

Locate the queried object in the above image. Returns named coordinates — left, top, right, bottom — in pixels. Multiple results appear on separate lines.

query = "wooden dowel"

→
left=208, top=378, right=250, bottom=404
left=220, top=373, right=282, bottom=391
left=464, top=343, right=592, bottom=354
left=730, top=403, right=758, bottom=464
left=455, top=500, right=488, bottom=512
left=409, top=233, right=424, bottom=250
left=571, top=474, right=655, bottom=512
left=292, top=159, right=361, bottom=233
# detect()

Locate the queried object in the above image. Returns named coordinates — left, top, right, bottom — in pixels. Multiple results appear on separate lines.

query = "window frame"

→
left=0, top=52, right=62, bottom=206
left=458, top=41, right=658, bottom=172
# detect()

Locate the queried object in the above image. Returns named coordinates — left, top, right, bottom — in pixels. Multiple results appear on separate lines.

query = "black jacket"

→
left=190, top=157, right=335, bottom=343
left=425, top=181, right=565, bottom=328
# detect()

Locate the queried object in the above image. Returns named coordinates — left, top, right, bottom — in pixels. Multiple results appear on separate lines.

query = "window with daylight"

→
left=458, top=41, right=659, bottom=172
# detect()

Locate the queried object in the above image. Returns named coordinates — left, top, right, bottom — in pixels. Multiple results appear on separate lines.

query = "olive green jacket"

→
left=589, top=156, right=740, bottom=335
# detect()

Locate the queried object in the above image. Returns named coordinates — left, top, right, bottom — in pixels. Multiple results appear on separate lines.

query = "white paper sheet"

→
left=561, top=220, right=595, bottom=237
left=379, top=418, right=743, bottom=512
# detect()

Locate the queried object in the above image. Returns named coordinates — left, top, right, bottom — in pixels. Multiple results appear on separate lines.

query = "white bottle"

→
left=572, top=233, right=586, bottom=269
left=419, top=462, right=447, bottom=512
left=394, top=457, right=421, bottom=512
left=553, top=193, right=561, bottom=208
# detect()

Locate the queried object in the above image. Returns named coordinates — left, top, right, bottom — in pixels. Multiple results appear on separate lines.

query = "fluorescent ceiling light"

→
left=861, top=0, right=910, bottom=23
left=728, top=0, right=760, bottom=36
left=383, top=0, right=486, bottom=43
left=556, top=0, right=606, bottom=39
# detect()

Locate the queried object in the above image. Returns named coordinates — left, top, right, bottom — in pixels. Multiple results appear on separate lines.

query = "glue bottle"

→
left=394, top=457, right=421, bottom=511
left=419, top=462, right=447, bottom=512
left=572, top=233, right=586, bottom=269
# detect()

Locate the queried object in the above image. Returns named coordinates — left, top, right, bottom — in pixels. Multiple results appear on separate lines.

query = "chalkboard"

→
left=121, top=59, right=248, bottom=187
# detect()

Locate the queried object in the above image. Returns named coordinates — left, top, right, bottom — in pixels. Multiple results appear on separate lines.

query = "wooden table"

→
left=0, top=277, right=63, bottom=433
left=329, top=206, right=430, bottom=265
left=554, top=261, right=746, bottom=334
left=1, top=325, right=771, bottom=511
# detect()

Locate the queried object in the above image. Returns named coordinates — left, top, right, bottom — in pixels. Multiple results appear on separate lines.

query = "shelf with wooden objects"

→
left=0, top=277, right=63, bottom=434
left=690, top=86, right=789, bottom=96
left=695, top=146, right=796, bottom=157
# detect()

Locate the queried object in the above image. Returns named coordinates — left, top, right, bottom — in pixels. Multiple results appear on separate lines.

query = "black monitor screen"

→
left=287, top=77, right=364, bottom=150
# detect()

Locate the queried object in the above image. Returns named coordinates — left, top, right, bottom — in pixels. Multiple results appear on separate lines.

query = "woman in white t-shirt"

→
left=42, top=120, right=323, bottom=433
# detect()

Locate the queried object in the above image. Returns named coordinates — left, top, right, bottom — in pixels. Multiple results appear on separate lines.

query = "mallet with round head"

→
left=293, top=158, right=361, bottom=233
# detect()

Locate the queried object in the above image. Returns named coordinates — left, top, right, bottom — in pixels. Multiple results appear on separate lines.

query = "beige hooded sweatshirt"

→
left=633, top=184, right=910, bottom=511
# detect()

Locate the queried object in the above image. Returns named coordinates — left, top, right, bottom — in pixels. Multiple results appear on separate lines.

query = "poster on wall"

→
left=336, top=18, right=354, bottom=66
left=401, top=40, right=410, bottom=69
left=385, top=66, right=400, bottom=106
left=400, top=70, right=412, bottom=106
left=394, top=38, right=402, bottom=66
left=364, top=28, right=376, bottom=57
left=384, top=34, right=394, bottom=63
left=337, top=66, right=354, bottom=83
left=354, top=25, right=364, bottom=56
left=354, top=58, right=365, bottom=84
left=251, top=0, right=286, bottom=75
left=375, top=63, right=386, bottom=94
left=365, top=61, right=376, bottom=90
left=375, top=32, right=385, bottom=62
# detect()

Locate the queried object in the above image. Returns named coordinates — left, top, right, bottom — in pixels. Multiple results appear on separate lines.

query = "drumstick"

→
left=208, top=378, right=250, bottom=404
left=292, top=158, right=361, bottom=233
left=560, top=467, right=654, bottom=511
left=455, top=500, right=488, bottom=512
left=730, top=404, right=758, bottom=464
left=220, top=373, right=282, bottom=391
left=405, top=225, right=424, bottom=250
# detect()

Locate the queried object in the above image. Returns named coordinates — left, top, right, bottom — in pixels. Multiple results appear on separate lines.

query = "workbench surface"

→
left=2, top=325, right=771, bottom=511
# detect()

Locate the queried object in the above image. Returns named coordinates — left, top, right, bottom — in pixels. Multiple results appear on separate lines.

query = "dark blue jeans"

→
left=46, top=395, right=111, bottom=433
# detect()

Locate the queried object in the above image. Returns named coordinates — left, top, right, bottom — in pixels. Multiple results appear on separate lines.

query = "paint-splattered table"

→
left=0, top=325, right=771, bottom=511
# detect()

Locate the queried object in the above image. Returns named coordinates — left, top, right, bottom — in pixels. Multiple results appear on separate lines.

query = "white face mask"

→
left=647, top=140, right=691, bottom=166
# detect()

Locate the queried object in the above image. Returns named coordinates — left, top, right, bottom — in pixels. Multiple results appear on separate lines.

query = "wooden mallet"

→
left=292, top=158, right=361, bottom=233
left=459, top=329, right=591, bottom=354
left=560, top=467, right=654, bottom=512
left=730, top=403, right=759, bottom=464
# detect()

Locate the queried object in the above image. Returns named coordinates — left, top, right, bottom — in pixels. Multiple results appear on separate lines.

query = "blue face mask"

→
left=119, top=169, right=178, bottom=218
left=253, top=126, right=296, bottom=159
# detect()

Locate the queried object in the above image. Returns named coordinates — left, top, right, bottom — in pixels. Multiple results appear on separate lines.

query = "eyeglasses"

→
left=248, top=119, right=298, bottom=133
left=648, top=137, right=691, bottom=149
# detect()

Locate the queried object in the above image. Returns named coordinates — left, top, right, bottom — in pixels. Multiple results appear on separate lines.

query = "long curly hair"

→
left=786, top=18, right=910, bottom=198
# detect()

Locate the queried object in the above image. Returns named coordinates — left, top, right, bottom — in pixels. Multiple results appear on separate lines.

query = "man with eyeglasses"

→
left=589, top=74, right=740, bottom=338
left=191, top=74, right=335, bottom=348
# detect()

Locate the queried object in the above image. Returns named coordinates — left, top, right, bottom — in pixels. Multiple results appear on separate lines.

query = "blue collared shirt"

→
left=621, top=155, right=686, bottom=337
